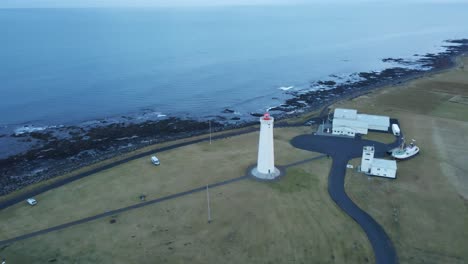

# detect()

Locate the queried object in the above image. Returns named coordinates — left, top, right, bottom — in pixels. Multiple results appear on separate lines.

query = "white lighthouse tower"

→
left=251, top=113, right=280, bottom=180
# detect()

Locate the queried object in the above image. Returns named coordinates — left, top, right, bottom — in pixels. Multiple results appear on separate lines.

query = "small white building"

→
left=361, top=146, right=397, bottom=179
left=369, top=159, right=397, bottom=178
left=332, top=108, right=390, bottom=137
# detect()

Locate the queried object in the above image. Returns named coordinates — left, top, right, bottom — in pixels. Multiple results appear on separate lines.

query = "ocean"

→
left=1, top=2, right=468, bottom=128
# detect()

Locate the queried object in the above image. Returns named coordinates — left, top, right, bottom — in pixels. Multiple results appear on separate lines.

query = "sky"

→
left=0, top=0, right=467, bottom=8
left=0, top=0, right=306, bottom=8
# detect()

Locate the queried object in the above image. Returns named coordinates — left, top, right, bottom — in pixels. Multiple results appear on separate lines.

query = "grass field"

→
left=361, top=132, right=396, bottom=144
left=337, top=56, right=468, bottom=263
left=2, top=57, right=468, bottom=264
left=0, top=127, right=375, bottom=263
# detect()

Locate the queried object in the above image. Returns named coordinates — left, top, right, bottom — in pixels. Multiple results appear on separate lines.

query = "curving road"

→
left=291, top=134, right=399, bottom=264
left=0, top=109, right=402, bottom=263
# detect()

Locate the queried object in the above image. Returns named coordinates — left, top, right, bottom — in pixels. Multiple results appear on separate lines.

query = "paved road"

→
left=0, top=100, right=332, bottom=212
left=0, top=175, right=249, bottom=246
left=291, top=134, right=399, bottom=264
left=0, top=127, right=258, bottom=211
left=0, top=105, right=401, bottom=263
left=0, top=156, right=322, bottom=246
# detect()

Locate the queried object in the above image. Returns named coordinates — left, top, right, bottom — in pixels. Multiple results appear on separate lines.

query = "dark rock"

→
left=11, top=133, right=27, bottom=138
left=30, top=132, right=56, bottom=141
left=2, top=38, right=468, bottom=198
left=109, top=219, right=116, bottom=224
left=222, top=109, right=235, bottom=114
left=382, top=58, right=406, bottom=63
left=250, top=113, right=263, bottom=117
left=268, top=107, right=288, bottom=112
left=317, top=80, right=336, bottom=86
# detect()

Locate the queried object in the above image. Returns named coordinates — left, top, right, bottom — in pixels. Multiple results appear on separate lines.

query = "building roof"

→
left=333, top=118, right=369, bottom=130
left=372, top=158, right=397, bottom=170
left=363, top=146, right=374, bottom=152
left=357, top=114, right=390, bottom=128
left=334, top=108, right=357, bottom=120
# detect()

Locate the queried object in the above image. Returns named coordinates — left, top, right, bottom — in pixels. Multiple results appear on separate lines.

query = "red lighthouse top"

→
left=262, top=113, right=271, bottom=120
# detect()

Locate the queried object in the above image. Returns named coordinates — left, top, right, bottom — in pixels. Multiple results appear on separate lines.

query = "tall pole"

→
left=206, top=185, right=212, bottom=223
left=209, top=120, right=212, bottom=145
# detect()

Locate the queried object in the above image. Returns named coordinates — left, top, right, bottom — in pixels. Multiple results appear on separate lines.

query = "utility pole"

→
left=206, top=185, right=212, bottom=223
left=209, top=120, right=212, bottom=145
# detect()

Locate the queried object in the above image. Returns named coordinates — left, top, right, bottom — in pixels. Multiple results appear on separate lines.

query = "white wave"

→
left=14, top=125, right=49, bottom=135
left=278, top=86, right=294, bottom=91
left=157, top=114, right=167, bottom=118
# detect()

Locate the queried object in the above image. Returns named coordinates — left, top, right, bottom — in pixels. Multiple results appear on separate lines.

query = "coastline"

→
left=1, top=39, right=467, bottom=197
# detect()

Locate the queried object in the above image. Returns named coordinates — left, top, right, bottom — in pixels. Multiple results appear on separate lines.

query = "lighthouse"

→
left=251, top=113, right=280, bottom=180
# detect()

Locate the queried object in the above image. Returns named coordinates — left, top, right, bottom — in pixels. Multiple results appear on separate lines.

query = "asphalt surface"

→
left=0, top=127, right=258, bottom=211
left=0, top=110, right=402, bottom=264
left=0, top=156, right=321, bottom=246
left=0, top=175, right=249, bottom=247
left=291, top=134, right=399, bottom=264
left=0, top=102, right=331, bottom=212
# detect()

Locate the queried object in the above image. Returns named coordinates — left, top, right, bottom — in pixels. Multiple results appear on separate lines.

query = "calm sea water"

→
left=1, top=3, right=467, bottom=127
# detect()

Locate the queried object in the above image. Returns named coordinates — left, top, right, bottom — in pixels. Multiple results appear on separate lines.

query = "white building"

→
left=251, top=113, right=280, bottom=180
left=370, top=159, right=397, bottom=178
left=332, top=108, right=390, bottom=137
left=357, top=114, right=390, bottom=131
left=361, top=146, right=397, bottom=179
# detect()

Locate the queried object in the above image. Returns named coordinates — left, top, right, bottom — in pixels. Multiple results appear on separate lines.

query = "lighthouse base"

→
left=250, top=166, right=281, bottom=180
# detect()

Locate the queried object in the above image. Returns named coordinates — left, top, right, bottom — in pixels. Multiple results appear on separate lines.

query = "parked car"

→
left=26, top=198, right=37, bottom=206
left=151, top=156, right=160, bottom=166
left=304, top=120, right=316, bottom=126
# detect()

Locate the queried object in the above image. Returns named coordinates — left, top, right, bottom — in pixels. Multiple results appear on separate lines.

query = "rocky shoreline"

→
left=1, top=39, right=467, bottom=197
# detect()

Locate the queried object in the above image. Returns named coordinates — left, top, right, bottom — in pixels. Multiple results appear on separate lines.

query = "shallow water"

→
left=1, top=3, right=467, bottom=128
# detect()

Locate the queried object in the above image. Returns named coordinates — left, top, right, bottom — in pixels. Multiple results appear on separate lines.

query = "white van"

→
left=26, top=198, right=37, bottom=206
left=392, top=124, right=401, bottom=136
left=151, top=156, right=160, bottom=166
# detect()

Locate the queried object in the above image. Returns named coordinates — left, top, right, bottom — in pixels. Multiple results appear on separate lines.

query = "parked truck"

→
left=392, top=124, right=401, bottom=136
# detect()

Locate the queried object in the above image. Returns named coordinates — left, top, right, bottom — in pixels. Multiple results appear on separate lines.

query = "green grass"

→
left=3, top=57, right=468, bottom=264
left=337, top=57, right=468, bottom=263
left=268, top=168, right=318, bottom=193
left=362, top=132, right=396, bottom=144
left=431, top=101, right=468, bottom=122
left=0, top=127, right=375, bottom=264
